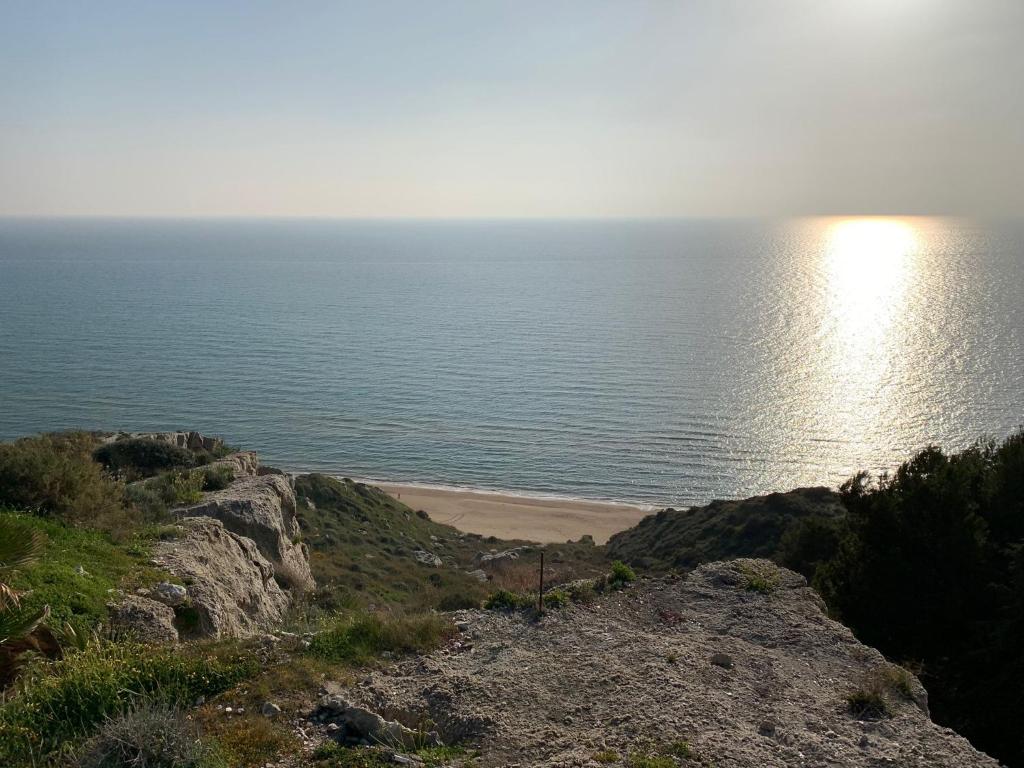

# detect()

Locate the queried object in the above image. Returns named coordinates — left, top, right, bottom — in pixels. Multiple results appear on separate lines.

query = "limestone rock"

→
left=209, top=451, right=260, bottom=478
left=108, top=595, right=179, bottom=644
left=153, top=517, right=290, bottom=639
left=179, top=474, right=314, bottom=592
left=414, top=550, right=443, bottom=567
left=151, top=581, right=188, bottom=607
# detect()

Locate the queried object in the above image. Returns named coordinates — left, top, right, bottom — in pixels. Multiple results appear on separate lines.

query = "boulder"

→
left=315, top=695, right=441, bottom=749
left=475, top=546, right=532, bottom=569
left=209, top=451, right=260, bottom=478
left=153, top=517, right=290, bottom=639
left=179, top=474, right=314, bottom=592
left=151, top=581, right=188, bottom=607
left=108, top=595, right=179, bottom=644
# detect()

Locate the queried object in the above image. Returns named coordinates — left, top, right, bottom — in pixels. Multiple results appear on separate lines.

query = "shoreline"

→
left=365, top=479, right=655, bottom=544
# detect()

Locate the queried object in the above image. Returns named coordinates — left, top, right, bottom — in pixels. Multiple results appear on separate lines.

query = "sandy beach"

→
left=375, top=483, right=653, bottom=544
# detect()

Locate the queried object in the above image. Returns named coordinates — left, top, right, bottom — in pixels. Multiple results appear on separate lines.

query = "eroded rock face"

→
left=108, top=595, right=179, bottom=644
left=153, top=517, right=290, bottom=639
left=179, top=474, right=314, bottom=592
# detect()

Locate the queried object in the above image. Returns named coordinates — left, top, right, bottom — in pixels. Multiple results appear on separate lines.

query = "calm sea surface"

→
left=0, top=218, right=1021, bottom=506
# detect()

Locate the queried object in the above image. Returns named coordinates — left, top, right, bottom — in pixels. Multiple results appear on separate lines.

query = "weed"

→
left=738, top=562, right=779, bottom=594
left=608, top=561, right=636, bottom=588
left=593, top=749, right=620, bottom=763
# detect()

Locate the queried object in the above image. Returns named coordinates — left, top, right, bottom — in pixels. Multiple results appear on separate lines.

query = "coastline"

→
left=369, top=480, right=655, bottom=544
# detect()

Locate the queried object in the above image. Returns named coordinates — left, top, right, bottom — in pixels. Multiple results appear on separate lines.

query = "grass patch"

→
left=1, top=510, right=170, bottom=635
left=306, top=612, right=455, bottom=665
left=483, top=589, right=531, bottom=611
left=739, top=561, right=780, bottom=594
left=202, top=715, right=298, bottom=768
left=0, top=640, right=258, bottom=765
left=593, top=750, right=620, bottom=763
left=846, top=664, right=916, bottom=719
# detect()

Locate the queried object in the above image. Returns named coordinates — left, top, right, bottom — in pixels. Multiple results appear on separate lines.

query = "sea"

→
left=0, top=217, right=1021, bottom=507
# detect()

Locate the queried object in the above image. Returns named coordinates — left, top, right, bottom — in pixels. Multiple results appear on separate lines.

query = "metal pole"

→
left=538, top=551, right=544, bottom=614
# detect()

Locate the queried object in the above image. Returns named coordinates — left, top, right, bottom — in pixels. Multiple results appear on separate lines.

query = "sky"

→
left=1, top=0, right=1022, bottom=218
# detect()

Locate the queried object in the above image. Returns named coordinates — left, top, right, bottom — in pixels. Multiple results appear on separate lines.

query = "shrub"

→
left=204, top=715, right=296, bottom=767
left=78, top=703, right=226, bottom=768
left=543, top=589, right=568, bottom=609
left=0, top=640, right=258, bottom=763
left=306, top=612, right=454, bottom=664
left=483, top=589, right=529, bottom=611
left=93, top=439, right=196, bottom=479
left=593, top=750, right=619, bottom=763
left=200, top=465, right=234, bottom=492
left=0, top=433, right=125, bottom=527
left=739, top=562, right=780, bottom=594
left=608, top=560, right=636, bottom=588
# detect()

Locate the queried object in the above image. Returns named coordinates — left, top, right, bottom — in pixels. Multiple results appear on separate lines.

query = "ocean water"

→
left=0, top=217, right=1021, bottom=507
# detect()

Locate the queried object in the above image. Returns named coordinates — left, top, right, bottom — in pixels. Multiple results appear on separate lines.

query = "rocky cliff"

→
left=107, top=434, right=314, bottom=642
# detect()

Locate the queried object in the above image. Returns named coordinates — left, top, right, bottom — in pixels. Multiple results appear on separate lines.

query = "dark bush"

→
left=93, top=438, right=195, bottom=478
left=816, top=430, right=1024, bottom=766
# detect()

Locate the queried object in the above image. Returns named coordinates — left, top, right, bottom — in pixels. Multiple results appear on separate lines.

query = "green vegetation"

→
left=593, top=750, right=620, bottom=763
left=607, top=486, right=844, bottom=572
left=739, top=561, right=780, bottom=594
left=0, top=515, right=49, bottom=664
left=306, top=612, right=455, bottom=664
left=809, top=431, right=1024, bottom=764
left=1, top=510, right=167, bottom=636
left=482, top=588, right=529, bottom=610
left=0, top=640, right=257, bottom=765
left=608, top=560, right=636, bottom=587
left=0, top=432, right=126, bottom=528
left=93, top=438, right=198, bottom=479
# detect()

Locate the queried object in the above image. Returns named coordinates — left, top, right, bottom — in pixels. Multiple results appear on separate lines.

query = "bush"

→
left=608, top=560, right=636, bottom=588
left=306, top=612, right=454, bottom=664
left=543, top=589, right=568, bottom=609
left=483, top=589, right=529, bottom=611
left=78, top=703, right=225, bottom=768
left=0, top=433, right=125, bottom=527
left=200, top=465, right=234, bottom=492
left=0, top=640, right=258, bottom=763
left=93, top=439, right=196, bottom=479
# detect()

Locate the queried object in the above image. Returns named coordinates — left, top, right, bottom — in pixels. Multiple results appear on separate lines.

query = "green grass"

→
left=1, top=509, right=171, bottom=635
left=739, top=562, right=780, bottom=594
left=593, top=750, right=620, bottom=763
left=306, top=612, right=455, bottom=664
left=0, top=640, right=258, bottom=765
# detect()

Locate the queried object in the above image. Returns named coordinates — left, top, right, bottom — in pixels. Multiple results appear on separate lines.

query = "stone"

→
left=475, top=546, right=531, bottom=569
left=261, top=701, right=282, bottom=718
left=152, top=581, right=188, bottom=607
left=414, top=550, right=443, bottom=567
left=108, top=595, right=178, bottom=644
left=466, top=569, right=489, bottom=582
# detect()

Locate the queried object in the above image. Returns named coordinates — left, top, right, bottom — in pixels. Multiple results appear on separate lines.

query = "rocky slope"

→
left=336, top=559, right=996, bottom=767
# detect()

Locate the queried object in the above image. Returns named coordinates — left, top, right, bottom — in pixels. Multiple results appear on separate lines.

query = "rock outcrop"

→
left=97, top=430, right=224, bottom=453
left=108, top=595, right=179, bottom=644
left=355, top=559, right=998, bottom=767
left=153, top=517, right=290, bottom=639
left=179, top=472, right=315, bottom=592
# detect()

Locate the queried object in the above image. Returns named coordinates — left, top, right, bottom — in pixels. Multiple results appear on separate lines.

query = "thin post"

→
left=538, top=551, right=545, bottom=614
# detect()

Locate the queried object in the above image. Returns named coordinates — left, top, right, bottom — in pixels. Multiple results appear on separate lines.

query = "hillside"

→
left=607, top=486, right=844, bottom=571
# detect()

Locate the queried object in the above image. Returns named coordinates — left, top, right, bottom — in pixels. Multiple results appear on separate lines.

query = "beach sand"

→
left=376, top=483, right=653, bottom=544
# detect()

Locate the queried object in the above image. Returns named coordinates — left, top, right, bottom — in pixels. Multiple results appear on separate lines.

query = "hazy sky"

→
left=1, top=1, right=1021, bottom=217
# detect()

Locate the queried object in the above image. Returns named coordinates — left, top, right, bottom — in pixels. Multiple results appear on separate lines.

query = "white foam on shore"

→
left=325, top=474, right=660, bottom=512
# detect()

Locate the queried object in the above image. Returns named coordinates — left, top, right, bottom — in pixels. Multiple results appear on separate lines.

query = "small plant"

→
left=566, top=580, right=597, bottom=604
left=846, top=688, right=890, bottom=719
left=0, top=516, right=49, bottom=652
left=78, top=702, right=226, bottom=768
left=306, top=612, right=455, bottom=664
left=200, top=465, right=234, bottom=492
left=739, top=562, right=779, bottom=594
left=665, top=652, right=678, bottom=665
left=846, top=663, right=915, bottom=719
left=543, top=589, right=568, bottom=609
left=593, top=749, right=620, bottom=763
left=483, top=589, right=528, bottom=611
left=608, top=560, right=636, bottom=588
left=204, top=714, right=297, bottom=767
